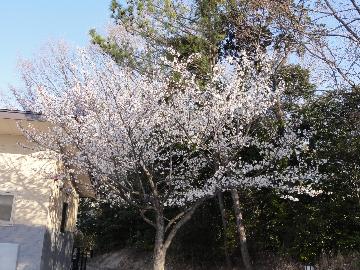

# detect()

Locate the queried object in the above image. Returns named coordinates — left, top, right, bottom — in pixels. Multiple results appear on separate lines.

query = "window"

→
left=60, top=202, right=68, bottom=233
left=0, top=194, right=14, bottom=223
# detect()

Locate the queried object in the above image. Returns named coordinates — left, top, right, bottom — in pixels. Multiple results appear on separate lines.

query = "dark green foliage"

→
left=168, top=199, right=226, bottom=264
left=77, top=199, right=155, bottom=252
left=242, top=189, right=360, bottom=263
left=278, top=65, right=316, bottom=104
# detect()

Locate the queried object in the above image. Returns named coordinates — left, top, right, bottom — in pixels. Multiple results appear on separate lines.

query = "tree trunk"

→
left=230, top=189, right=252, bottom=270
left=153, top=244, right=166, bottom=270
left=217, top=191, right=232, bottom=269
left=153, top=210, right=166, bottom=270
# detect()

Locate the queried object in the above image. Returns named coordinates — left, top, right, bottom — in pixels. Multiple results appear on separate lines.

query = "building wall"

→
left=0, top=134, right=78, bottom=270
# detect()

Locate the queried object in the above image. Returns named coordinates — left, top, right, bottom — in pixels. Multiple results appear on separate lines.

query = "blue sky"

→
left=0, top=1, right=111, bottom=93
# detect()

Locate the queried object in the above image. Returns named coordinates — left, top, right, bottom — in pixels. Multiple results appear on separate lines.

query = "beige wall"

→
left=0, top=134, right=55, bottom=226
left=0, top=134, right=78, bottom=231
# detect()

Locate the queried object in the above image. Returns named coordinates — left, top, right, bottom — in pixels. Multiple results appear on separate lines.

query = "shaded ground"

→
left=87, top=248, right=234, bottom=270
left=86, top=248, right=360, bottom=270
left=87, top=249, right=152, bottom=270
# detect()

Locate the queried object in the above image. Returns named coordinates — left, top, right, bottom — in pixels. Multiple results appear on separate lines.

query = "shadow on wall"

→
left=41, top=229, right=74, bottom=270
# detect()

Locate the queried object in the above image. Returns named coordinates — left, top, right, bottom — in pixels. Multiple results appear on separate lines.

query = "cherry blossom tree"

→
left=14, top=41, right=322, bottom=270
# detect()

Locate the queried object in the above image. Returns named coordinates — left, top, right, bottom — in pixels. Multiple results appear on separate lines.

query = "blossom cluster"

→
left=16, top=40, right=322, bottom=208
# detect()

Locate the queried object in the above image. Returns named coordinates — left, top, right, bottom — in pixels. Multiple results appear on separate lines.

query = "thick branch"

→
left=163, top=199, right=204, bottom=252
left=350, top=0, right=360, bottom=16
left=165, top=211, right=186, bottom=233
left=140, top=209, right=156, bottom=228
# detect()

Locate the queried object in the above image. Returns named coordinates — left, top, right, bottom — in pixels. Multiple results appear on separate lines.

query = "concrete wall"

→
left=0, top=134, right=78, bottom=270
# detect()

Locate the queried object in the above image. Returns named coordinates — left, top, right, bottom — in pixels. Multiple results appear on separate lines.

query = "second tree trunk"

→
left=230, top=189, right=252, bottom=270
